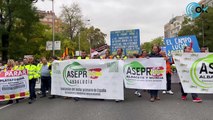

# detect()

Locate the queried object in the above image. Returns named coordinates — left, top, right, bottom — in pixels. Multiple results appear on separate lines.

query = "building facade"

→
left=164, top=15, right=185, bottom=38
left=38, top=10, right=62, bottom=33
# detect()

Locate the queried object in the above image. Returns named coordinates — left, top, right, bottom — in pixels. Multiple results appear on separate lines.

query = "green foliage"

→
left=59, top=3, right=106, bottom=55
left=60, top=3, right=83, bottom=40
left=1, top=1, right=106, bottom=60
left=141, top=37, right=164, bottom=53
left=0, top=0, right=41, bottom=61
left=87, top=27, right=106, bottom=49
left=178, top=7, right=213, bottom=52
left=62, top=26, right=106, bottom=55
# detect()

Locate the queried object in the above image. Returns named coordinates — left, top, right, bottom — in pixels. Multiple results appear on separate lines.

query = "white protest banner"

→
left=123, top=58, right=167, bottom=90
left=0, top=70, right=29, bottom=101
left=51, top=60, right=124, bottom=100
left=173, top=53, right=213, bottom=93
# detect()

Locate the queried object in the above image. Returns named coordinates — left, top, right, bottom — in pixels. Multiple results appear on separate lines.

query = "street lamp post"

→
left=37, top=0, right=55, bottom=56
left=78, top=32, right=81, bottom=52
left=52, top=0, right=55, bottom=56
left=202, top=19, right=205, bottom=47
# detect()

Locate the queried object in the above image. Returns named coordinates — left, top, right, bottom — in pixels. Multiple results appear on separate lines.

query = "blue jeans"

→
left=29, top=79, right=37, bottom=100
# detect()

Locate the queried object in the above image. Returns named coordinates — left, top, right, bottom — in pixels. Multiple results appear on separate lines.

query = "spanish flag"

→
left=88, top=68, right=102, bottom=79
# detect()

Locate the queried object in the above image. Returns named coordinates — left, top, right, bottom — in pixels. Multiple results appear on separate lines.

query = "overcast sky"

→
left=35, top=0, right=200, bottom=44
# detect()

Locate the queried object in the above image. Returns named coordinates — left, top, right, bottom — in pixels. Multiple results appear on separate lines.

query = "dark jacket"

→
left=149, top=52, right=163, bottom=57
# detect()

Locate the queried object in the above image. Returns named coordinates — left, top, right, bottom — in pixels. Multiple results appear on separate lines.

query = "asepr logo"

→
left=190, top=55, right=213, bottom=88
left=124, top=61, right=165, bottom=85
left=63, top=62, right=102, bottom=86
left=186, top=2, right=208, bottom=19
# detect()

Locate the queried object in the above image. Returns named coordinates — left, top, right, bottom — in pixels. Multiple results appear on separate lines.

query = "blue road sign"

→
left=110, top=29, right=140, bottom=55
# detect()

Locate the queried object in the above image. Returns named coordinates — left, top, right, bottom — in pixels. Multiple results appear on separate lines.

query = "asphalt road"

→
left=0, top=84, right=213, bottom=120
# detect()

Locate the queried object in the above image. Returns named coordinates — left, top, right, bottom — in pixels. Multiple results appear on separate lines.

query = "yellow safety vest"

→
left=20, top=65, right=27, bottom=70
left=25, top=64, right=39, bottom=80
left=37, top=63, right=43, bottom=71
left=77, top=57, right=90, bottom=60
left=114, top=55, right=127, bottom=60
left=13, top=65, right=24, bottom=70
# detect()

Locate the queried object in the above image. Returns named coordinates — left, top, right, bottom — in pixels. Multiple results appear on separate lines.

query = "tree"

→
left=141, top=37, right=164, bottom=53
left=0, top=0, right=39, bottom=62
left=8, top=22, right=53, bottom=59
left=85, top=26, right=106, bottom=49
left=141, top=42, right=152, bottom=53
left=70, top=26, right=106, bottom=54
left=59, top=3, right=106, bottom=55
left=0, top=1, right=107, bottom=60
left=60, top=3, right=83, bottom=40
left=178, top=7, right=213, bottom=51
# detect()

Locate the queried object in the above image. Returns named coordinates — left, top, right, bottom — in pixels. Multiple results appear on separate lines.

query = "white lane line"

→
left=0, top=104, right=13, bottom=110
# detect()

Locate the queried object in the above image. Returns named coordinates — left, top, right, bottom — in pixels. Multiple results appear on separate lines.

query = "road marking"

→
left=0, top=104, right=13, bottom=110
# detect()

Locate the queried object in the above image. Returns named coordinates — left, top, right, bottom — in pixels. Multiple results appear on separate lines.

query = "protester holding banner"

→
left=126, top=53, right=140, bottom=97
left=113, top=48, right=127, bottom=60
left=63, top=56, right=72, bottom=99
left=140, top=50, right=148, bottom=58
left=133, top=53, right=142, bottom=97
left=133, top=49, right=149, bottom=97
left=160, top=51, right=174, bottom=95
left=14, top=60, right=21, bottom=70
left=4, top=59, right=20, bottom=104
left=102, top=49, right=112, bottom=59
left=4, top=59, right=15, bottom=71
left=25, top=56, right=39, bottom=104
left=78, top=50, right=90, bottom=60
left=113, top=48, right=127, bottom=102
left=149, top=45, right=162, bottom=102
left=73, top=51, right=90, bottom=101
left=179, top=46, right=202, bottom=103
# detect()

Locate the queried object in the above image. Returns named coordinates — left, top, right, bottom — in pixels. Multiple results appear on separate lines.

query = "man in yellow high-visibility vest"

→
left=113, top=48, right=127, bottom=60
left=36, top=58, right=43, bottom=95
left=113, top=48, right=127, bottom=102
left=25, top=56, right=39, bottom=104
left=75, top=50, right=89, bottom=101
left=77, top=50, right=90, bottom=60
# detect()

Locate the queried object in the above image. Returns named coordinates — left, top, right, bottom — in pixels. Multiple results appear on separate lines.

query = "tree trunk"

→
left=1, top=0, right=12, bottom=63
left=1, top=33, right=9, bottom=63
